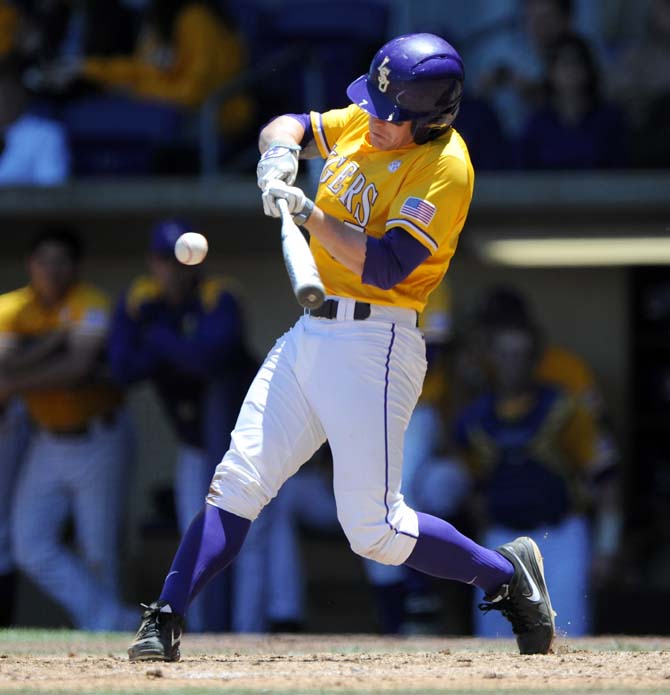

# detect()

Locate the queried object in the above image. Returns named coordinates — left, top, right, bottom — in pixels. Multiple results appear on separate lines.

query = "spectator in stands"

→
left=77, top=0, right=251, bottom=125
left=519, top=33, right=627, bottom=169
left=453, top=317, right=610, bottom=637
left=608, top=0, right=670, bottom=167
left=0, top=226, right=135, bottom=630
left=0, top=398, right=31, bottom=626
left=31, top=0, right=254, bottom=174
left=108, top=219, right=258, bottom=632
left=0, top=55, right=69, bottom=185
left=471, top=0, right=577, bottom=138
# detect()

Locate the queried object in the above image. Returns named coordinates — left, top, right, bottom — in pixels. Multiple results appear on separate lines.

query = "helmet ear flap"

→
left=411, top=100, right=461, bottom=145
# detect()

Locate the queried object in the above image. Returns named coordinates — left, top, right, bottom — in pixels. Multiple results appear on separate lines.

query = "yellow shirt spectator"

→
left=82, top=2, right=253, bottom=133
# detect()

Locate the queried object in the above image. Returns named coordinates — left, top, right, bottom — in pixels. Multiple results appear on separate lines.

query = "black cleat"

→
left=479, top=536, right=556, bottom=654
left=127, top=600, right=184, bottom=662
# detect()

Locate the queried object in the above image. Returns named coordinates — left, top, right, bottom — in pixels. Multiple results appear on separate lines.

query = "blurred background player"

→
left=108, top=218, right=257, bottom=631
left=453, top=308, right=619, bottom=636
left=0, top=226, right=135, bottom=630
left=462, top=285, right=619, bottom=483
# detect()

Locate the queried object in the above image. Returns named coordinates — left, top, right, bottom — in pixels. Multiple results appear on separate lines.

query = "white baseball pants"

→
left=11, top=411, right=134, bottom=630
left=208, top=300, right=427, bottom=566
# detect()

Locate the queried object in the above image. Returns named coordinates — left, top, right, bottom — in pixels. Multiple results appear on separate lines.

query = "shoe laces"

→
left=478, top=594, right=533, bottom=634
left=136, top=603, right=162, bottom=639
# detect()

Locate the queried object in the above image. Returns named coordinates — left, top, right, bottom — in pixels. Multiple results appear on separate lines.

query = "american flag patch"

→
left=399, top=196, right=436, bottom=225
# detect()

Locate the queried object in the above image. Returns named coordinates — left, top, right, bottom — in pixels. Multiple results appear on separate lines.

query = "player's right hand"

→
left=257, top=142, right=301, bottom=190
left=262, top=180, right=307, bottom=218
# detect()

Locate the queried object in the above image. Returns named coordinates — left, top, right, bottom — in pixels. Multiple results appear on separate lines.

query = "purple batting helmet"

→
left=347, top=33, right=464, bottom=144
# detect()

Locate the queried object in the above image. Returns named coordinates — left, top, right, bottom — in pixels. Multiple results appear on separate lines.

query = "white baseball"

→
left=174, top=232, right=208, bottom=265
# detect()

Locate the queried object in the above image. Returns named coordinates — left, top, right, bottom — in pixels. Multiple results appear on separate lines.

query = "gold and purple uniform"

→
left=0, top=283, right=121, bottom=431
left=310, top=104, right=474, bottom=312
left=1, top=281, right=132, bottom=631
left=208, top=105, right=477, bottom=570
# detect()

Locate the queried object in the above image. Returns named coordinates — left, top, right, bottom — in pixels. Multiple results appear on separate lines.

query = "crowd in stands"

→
left=0, top=0, right=668, bottom=180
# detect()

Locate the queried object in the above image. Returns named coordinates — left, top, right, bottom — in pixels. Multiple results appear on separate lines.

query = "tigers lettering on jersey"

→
left=309, top=105, right=474, bottom=312
left=319, top=146, right=379, bottom=227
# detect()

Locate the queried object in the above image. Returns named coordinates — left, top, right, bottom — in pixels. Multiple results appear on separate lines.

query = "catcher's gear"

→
left=257, top=141, right=301, bottom=189
left=347, top=33, right=464, bottom=144
left=478, top=536, right=556, bottom=654
left=262, top=180, right=313, bottom=225
left=127, top=601, right=184, bottom=662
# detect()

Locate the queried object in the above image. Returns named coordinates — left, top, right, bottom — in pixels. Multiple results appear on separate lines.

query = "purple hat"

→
left=347, top=33, right=464, bottom=123
left=149, top=219, right=192, bottom=256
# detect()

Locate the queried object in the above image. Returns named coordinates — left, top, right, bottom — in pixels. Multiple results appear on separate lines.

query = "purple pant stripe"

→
left=382, top=323, right=396, bottom=532
left=381, top=324, right=417, bottom=540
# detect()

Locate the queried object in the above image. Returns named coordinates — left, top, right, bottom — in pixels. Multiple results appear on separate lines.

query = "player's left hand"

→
left=262, top=180, right=308, bottom=218
left=257, top=142, right=300, bottom=190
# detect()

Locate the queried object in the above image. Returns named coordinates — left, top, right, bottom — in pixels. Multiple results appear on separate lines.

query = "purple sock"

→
left=159, top=503, right=250, bottom=615
left=404, top=512, right=513, bottom=595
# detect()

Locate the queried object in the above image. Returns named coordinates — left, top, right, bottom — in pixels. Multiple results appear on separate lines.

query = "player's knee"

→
left=339, top=518, right=404, bottom=566
left=206, top=449, right=271, bottom=521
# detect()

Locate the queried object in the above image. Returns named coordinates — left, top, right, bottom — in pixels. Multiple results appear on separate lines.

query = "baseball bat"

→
left=277, top=197, right=325, bottom=310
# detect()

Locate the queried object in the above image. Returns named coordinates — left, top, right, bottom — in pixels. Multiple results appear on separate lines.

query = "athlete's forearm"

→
left=258, top=116, right=305, bottom=153
left=0, top=331, right=66, bottom=372
left=4, top=352, right=99, bottom=394
left=304, top=207, right=367, bottom=276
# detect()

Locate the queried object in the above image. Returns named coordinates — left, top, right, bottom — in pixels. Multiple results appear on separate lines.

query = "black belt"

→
left=309, top=299, right=371, bottom=320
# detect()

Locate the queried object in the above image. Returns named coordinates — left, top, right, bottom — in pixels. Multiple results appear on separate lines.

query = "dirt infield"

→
left=0, top=631, right=669, bottom=694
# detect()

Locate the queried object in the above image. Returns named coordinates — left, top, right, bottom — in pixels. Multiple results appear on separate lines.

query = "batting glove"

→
left=262, top=180, right=314, bottom=225
left=257, top=141, right=301, bottom=189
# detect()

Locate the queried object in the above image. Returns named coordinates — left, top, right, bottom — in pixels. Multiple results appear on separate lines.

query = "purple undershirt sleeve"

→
left=285, top=113, right=313, bottom=147
left=362, top=227, right=431, bottom=290
left=260, top=113, right=314, bottom=149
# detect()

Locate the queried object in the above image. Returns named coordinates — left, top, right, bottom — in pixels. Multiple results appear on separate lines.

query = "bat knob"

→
left=298, top=286, right=325, bottom=310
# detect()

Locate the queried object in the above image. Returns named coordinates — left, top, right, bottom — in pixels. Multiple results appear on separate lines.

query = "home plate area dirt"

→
left=1, top=633, right=669, bottom=693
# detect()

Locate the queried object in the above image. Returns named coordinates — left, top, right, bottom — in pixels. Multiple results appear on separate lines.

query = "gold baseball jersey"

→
left=0, top=283, right=122, bottom=430
left=310, top=104, right=474, bottom=312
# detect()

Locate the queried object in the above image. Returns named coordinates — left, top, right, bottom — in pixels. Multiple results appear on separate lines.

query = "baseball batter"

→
left=129, top=33, right=556, bottom=660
